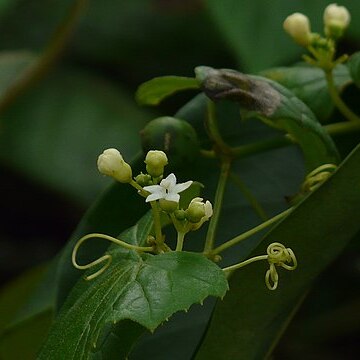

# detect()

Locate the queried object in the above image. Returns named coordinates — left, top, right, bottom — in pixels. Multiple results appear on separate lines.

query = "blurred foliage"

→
left=0, top=0, right=359, bottom=359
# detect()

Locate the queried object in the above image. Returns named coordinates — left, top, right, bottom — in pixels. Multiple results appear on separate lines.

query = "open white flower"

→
left=143, top=173, right=192, bottom=203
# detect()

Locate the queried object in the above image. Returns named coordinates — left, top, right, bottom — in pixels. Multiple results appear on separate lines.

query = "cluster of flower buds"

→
left=283, top=3, right=350, bottom=47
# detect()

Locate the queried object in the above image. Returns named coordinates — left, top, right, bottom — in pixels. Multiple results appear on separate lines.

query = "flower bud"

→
left=174, top=209, right=186, bottom=221
left=97, top=148, right=132, bottom=183
left=145, top=150, right=168, bottom=177
left=323, top=3, right=350, bottom=39
left=186, top=199, right=206, bottom=223
left=283, top=13, right=312, bottom=46
left=135, top=172, right=152, bottom=187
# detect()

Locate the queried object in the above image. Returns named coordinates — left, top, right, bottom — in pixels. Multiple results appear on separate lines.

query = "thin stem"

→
left=325, top=70, right=360, bottom=123
left=175, top=232, right=186, bottom=251
left=222, top=255, right=268, bottom=273
left=203, top=158, right=232, bottom=254
left=231, top=136, right=292, bottom=158
left=325, top=121, right=360, bottom=135
left=130, top=179, right=148, bottom=197
left=150, top=201, right=163, bottom=244
left=211, top=207, right=293, bottom=255
left=0, top=0, right=87, bottom=112
left=229, top=172, right=268, bottom=221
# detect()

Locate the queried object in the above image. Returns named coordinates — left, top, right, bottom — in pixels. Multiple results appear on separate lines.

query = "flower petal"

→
left=146, top=192, right=164, bottom=202
left=164, top=173, right=177, bottom=187
left=143, top=184, right=163, bottom=193
left=173, top=180, right=193, bottom=194
left=165, top=193, right=180, bottom=202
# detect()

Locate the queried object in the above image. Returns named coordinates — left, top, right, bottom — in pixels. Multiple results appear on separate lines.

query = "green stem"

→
left=229, top=172, right=268, bottom=221
left=325, top=121, right=360, bottom=135
left=222, top=255, right=268, bottom=273
left=150, top=201, right=163, bottom=245
left=130, top=180, right=148, bottom=197
left=325, top=70, right=360, bottom=123
left=232, top=136, right=292, bottom=158
left=0, top=0, right=87, bottom=112
left=211, top=207, right=293, bottom=255
left=203, top=158, right=232, bottom=254
left=175, top=232, right=186, bottom=251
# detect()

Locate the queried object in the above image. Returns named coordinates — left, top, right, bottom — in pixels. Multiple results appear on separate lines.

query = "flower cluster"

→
left=283, top=3, right=350, bottom=47
left=97, top=147, right=213, bottom=251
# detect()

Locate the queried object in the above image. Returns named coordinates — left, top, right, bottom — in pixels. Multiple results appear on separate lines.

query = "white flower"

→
left=283, top=13, right=312, bottom=46
left=97, top=148, right=132, bottom=183
left=143, top=173, right=192, bottom=203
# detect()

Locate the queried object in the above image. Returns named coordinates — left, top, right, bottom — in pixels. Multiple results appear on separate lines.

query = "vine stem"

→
left=203, top=158, right=232, bottom=254
left=0, top=0, right=88, bottom=112
left=325, top=70, right=360, bottom=123
left=211, top=207, right=293, bottom=256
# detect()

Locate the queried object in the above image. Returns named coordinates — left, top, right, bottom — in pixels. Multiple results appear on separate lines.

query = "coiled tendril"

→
left=302, top=163, right=337, bottom=193
left=265, top=242, right=297, bottom=290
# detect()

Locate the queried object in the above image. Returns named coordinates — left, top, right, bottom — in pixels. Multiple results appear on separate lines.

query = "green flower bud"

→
left=159, top=199, right=178, bottom=212
left=323, top=3, right=350, bottom=39
left=97, top=148, right=132, bottom=183
left=174, top=209, right=186, bottom=221
left=186, top=198, right=206, bottom=223
left=145, top=150, right=168, bottom=177
left=135, top=172, right=152, bottom=187
left=283, top=13, right=312, bottom=47
left=141, top=117, right=200, bottom=169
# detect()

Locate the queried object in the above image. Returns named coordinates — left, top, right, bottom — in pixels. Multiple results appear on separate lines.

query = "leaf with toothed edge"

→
left=38, top=213, right=228, bottom=359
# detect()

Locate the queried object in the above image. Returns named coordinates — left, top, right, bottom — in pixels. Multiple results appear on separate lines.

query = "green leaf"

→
left=196, top=66, right=340, bottom=171
left=195, top=143, right=360, bottom=360
left=136, top=76, right=199, bottom=106
left=348, top=51, right=360, bottom=88
left=261, top=63, right=352, bottom=121
left=39, top=214, right=228, bottom=359
left=0, top=264, right=54, bottom=359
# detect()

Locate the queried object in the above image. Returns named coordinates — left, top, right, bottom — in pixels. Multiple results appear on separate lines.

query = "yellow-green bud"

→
left=323, top=3, right=350, bottom=39
left=97, top=148, right=132, bottom=183
left=159, top=199, right=178, bottom=212
left=135, top=172, right=152, bottom=187
left=186, top=200, right=206, bottom=223
left=145, top=150, right=168, bottom=177
left=174, top=209, right=186, bottom=221
left=283, top=13, right=312, bottom=46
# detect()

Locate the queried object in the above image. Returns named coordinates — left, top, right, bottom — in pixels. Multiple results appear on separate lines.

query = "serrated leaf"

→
left=39, top=214, right=228, bottom=360
left=261, top=63, right=352, bottom=121
left=195, top=143, right=360, bottom=360
left=348, top=51, right=360, bottom=88
left=136, top=76, right=199, bottom=106
left=196, top=66, right=340, bottom=172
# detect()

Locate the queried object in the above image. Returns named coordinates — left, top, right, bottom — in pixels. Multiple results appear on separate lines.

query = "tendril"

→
left=222, top=242, right=297, bottom=290
left=302, top=163, right=337, bottom=192
left=265, top=242, right=297, bottom=290
left=72, top=233, right=154, bottom=281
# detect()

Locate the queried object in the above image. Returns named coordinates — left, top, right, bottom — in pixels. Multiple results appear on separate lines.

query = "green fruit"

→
left=140, top=116, right=200, bottom=169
